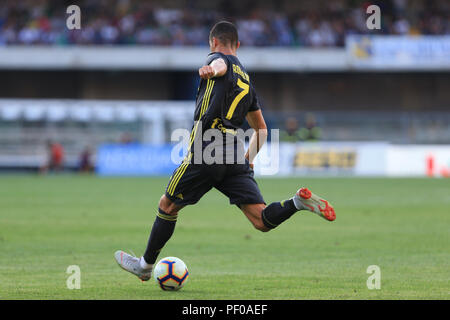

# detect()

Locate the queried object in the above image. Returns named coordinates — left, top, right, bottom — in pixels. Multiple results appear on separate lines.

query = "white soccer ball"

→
left=153, top=256, right=189, bottom=291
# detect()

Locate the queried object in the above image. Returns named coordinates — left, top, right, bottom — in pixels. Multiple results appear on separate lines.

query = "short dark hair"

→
left=209, top=21, right=239, bottom=48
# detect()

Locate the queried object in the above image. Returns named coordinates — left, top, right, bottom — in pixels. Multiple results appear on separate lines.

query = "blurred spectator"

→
left=40, top=140, right=64, bottom=173
left=0, top=0, right=448, bottom=47
left=120, top=132, right=133, bottom=144
left=280, top=114, right=322, bottom=142
left=79, top=146, right=94, bottom=173
left=280, top=117, right=302, bottom=142
left=299, top=113, right=321, bottom=141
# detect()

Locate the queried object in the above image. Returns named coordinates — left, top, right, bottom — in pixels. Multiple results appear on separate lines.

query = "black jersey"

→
left=194, top=52, right=260, bottom=130
left=190, top=52, right=260, bottom=164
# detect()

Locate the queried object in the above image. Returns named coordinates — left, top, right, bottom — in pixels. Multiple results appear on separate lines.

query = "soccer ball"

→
left=153, top=257, right=189, bottom=291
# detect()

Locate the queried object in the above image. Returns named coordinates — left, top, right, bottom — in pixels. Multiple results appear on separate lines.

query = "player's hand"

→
left=249, top=163, right=254, bottom=170
left=198, top=65, right=216, bottom=79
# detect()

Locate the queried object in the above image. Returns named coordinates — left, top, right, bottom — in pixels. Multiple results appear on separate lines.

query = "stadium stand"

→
left=0, top=0, right=448, bottom=47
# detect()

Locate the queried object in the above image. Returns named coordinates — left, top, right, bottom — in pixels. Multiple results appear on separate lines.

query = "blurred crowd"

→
left=0, top=0, right=448, bottom=47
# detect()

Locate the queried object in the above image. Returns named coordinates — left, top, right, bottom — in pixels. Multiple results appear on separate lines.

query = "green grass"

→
left=0, top=176, right=449, bottom=299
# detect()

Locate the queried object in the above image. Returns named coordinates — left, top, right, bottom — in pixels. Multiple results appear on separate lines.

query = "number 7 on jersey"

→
left=226, top=78, right=249, bottom=120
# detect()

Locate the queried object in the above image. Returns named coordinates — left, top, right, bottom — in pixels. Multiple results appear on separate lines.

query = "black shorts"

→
left=164, top=161, right=265, bottom=207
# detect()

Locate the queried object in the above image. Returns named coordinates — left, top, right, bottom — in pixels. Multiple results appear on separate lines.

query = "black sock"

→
left=143, top=208, right=177, bottom=264
left=261, top=199, right=298, bottom=229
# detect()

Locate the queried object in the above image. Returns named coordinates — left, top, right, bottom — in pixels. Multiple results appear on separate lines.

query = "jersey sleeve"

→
left=205, top=52, right=229, bottom=68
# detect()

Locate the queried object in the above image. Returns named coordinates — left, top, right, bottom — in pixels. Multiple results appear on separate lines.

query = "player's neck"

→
left=212, top=46, right=237, bottom=56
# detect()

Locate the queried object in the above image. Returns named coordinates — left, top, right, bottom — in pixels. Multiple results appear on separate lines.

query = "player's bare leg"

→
left=115, top=195, right=183, bottom=281
left=159, top=194, right=185, bottom=215
left=241, top=203, right=269, bottom=232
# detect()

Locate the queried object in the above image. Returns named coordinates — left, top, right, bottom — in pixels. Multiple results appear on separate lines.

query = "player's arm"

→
left=198, top=58, right=227, bottom=79
left=245, top=109, right=268, bottom=167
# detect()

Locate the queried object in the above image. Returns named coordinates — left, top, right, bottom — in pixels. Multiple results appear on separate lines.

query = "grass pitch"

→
left=0, top=176, right=449, bottom=300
